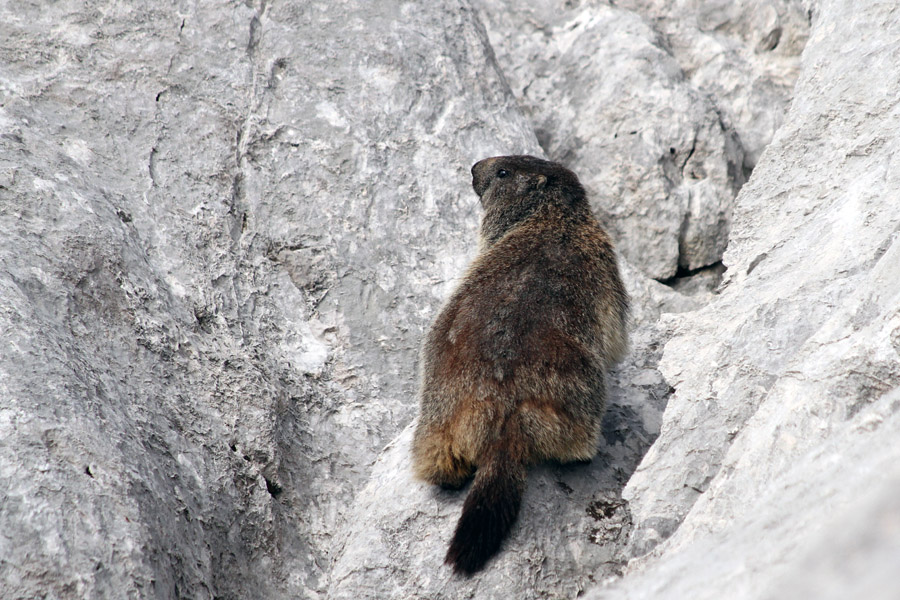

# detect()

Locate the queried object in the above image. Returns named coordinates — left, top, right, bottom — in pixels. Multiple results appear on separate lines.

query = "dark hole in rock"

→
left=266, top=477, right=284, bottom=498
left=659, top=261, right=727, bottom=294
left=265, top=478, right=284, bottom=498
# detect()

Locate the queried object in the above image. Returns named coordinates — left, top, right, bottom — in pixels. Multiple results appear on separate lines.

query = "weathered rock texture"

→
left=1, top=0, right=897, bottom=599
left=1, top=1, right=539, bottom=598
left=614, top=0, right=810, bottom=171
left=476, top=0, right=807, bottom=280
left=602, top=0, right=900, bottom=597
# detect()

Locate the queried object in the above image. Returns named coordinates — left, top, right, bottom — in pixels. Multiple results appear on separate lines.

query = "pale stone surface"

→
left=615, top=0, right=810, bottom=171
left=475, top=0, right=807, bottom=280
left=476, top=0, right=747, bottom=279
left=2, top=0, right=898, bottom=599
left=0, top=1, right=539, bottom=598
left=602, top=0, right=900, bottom=597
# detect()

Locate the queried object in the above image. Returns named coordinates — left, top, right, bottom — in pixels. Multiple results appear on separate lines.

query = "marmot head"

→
left=471, top=155, right=588, bottom=245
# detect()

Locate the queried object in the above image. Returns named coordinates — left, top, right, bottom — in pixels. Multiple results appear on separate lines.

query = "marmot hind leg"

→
left=411, top=428, right=475, bottom=489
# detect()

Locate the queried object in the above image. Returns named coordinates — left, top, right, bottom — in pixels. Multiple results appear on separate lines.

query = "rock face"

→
left=603, top=0, right=900, bottom=596
left=1, top=1, right=898, bottom=600
left=475, top=0, right=807, bottom=280
left=614, top=0, right=810, bottom=172
left=1, top=2, right=538, bottom=598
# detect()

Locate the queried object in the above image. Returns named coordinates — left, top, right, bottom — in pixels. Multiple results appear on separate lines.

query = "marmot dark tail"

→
left=444, top=444, right=526, bottom=575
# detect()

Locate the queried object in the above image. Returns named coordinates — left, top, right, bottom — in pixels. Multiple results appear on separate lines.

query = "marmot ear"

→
left=534, top=175, right=547, bottom=190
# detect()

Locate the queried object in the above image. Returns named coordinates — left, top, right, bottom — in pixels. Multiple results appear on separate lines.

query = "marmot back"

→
left=411, top=155, right=629, bottom=575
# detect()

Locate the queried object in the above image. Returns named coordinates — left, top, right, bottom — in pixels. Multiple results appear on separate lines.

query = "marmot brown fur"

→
left=411, top=155, right=629, bottom=575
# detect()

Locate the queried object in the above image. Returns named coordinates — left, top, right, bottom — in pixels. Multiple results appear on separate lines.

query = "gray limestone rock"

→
left=476, top=0, right=809, bottom=279
left=603, top=0, right=900, bottom=597
left=476, top=0, right=746, bottom=279
left=0, top=1, right=538, bottom=598
left=616, top=0, right=810, bottom=171
left=2, top=0, right=897, bottom=599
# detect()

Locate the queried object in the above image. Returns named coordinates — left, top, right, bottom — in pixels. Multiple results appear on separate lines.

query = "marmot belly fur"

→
left=411, top=155, right=629, bottom=575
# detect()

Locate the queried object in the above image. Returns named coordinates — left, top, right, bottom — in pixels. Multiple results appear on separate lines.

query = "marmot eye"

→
left=497, top=169, right=509, bottom=178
